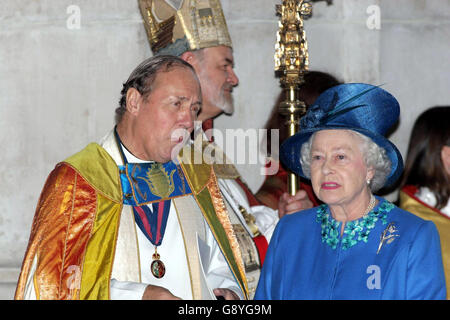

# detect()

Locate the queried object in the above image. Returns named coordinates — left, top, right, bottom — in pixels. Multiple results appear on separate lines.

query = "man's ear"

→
left=180, top=51, right=197, bottom=66
left=126, top=88, right=142, bottom=116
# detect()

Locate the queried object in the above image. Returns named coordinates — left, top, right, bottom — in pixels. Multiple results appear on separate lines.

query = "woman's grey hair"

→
left=115, top=55, right=196, bottom=124
left=300, top=130, right=391, bottom=192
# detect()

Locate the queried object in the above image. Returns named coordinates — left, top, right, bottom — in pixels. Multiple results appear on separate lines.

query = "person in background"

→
left=398, top=106, right=450, bottom=299
left=138, top=0, right=312, bottom=298
left=255, top=83, right=446, bottom=299
left=256, top=71, right=342, bottom=210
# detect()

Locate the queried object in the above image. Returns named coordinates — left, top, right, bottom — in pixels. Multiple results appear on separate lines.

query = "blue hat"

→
left=280, top=83, right=403, bottom=188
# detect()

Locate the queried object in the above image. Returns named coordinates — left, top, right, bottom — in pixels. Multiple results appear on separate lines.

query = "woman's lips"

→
left=321, top=182, right=340, bottom=190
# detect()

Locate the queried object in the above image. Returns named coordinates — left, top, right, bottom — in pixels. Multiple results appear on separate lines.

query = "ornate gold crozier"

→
left=275, top=0, right=312, bottom=195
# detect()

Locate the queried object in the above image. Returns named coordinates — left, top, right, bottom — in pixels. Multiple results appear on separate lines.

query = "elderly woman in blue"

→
left=254, top=83, right=446, bottom=300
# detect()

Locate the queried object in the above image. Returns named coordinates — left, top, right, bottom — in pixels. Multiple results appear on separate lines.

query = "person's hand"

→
left=142, top=284, right=181, bottom=300
left=213, top=288, right=240, bottom=300
left=278, top=189, right=313, bottom=219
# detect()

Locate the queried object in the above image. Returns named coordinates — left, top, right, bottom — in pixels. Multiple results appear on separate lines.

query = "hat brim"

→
left=280, top=126, right=404, bottom=188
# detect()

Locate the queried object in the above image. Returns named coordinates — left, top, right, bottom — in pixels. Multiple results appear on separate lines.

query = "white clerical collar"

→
left=416, top=187, right=450, bottom=217
left=121, top=143, right=154, bottom=164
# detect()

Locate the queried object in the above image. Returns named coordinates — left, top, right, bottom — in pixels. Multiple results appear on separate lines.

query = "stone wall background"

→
left=1, top=0, right=449, bottom=299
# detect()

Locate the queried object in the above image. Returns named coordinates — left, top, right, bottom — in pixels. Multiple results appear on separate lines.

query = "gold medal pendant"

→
left=151, top=247, right=166, bottom=278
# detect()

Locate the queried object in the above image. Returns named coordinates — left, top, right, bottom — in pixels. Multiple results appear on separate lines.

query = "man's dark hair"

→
left=115, top=55, right=196, bottom=124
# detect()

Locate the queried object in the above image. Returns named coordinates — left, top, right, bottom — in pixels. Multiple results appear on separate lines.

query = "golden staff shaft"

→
left=275, top=0, right=311, bottom=195
left=286, top=87, right=301, bottom=196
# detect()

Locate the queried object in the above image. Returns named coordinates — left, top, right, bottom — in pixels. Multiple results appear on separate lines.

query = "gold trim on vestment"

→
left=205, top=170, right=248, bottom=297
left=64, top=143, right=123, bottom=203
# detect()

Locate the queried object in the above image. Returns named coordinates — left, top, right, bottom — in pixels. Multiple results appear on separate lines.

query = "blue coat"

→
left=254, top=197, right=446, bottom=300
